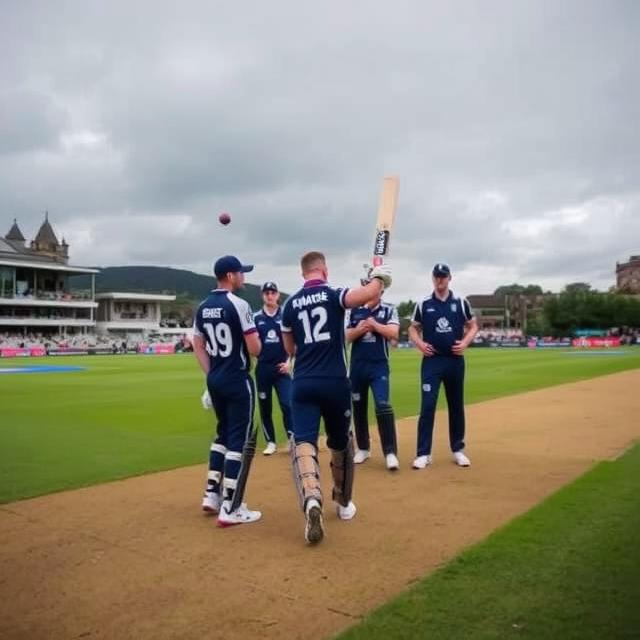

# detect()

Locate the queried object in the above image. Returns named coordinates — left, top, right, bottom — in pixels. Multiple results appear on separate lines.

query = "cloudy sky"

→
left=1, top=0, right=638, bottom=303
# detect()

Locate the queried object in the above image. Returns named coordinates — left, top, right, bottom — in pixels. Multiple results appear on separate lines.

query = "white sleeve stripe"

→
left=339, top=288, right=349, bottom=309
left=228, top=293, right=255, bottom=332
left=461, top=296, right=473, bottom=321
left=281, top=326, right=292, bottom=332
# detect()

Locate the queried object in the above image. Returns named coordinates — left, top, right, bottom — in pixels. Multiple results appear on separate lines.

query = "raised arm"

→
left=343, top=265, right=392, bottom=309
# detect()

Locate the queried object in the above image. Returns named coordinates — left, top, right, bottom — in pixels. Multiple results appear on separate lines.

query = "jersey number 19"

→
left=204, top=322, right=233, bottom=357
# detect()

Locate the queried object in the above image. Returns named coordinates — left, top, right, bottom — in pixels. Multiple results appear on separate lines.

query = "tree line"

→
left=395, top=283, right=640, bottom=338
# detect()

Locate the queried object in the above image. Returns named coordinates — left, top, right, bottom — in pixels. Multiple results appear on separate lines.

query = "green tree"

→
left=397, top=299, right=416, bottom=319
left=494, top=283, right=543, bottom=296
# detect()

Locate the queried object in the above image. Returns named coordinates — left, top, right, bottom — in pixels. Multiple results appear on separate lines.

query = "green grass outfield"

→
left=337, top=442, right=640, bottom=640
left=1, top=348, right=639, bottom=503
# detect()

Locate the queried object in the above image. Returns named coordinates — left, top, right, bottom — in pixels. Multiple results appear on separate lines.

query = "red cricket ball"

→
left=218, top=212, right=231, bottom=226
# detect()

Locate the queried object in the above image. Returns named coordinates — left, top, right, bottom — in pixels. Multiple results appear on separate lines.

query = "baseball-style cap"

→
left=262, top=281, right=279, bottom=292
left=432, top=262, right=451, bottom=277
left=213, top=255, right=254, bottom=278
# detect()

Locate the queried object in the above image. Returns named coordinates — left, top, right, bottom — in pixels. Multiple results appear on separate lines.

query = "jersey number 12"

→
left=298, top=308, right=330, bottom=344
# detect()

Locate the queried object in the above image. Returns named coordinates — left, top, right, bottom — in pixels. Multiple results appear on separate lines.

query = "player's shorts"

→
left=290, top=376, right=351, bottom=450
left=349, top=360, right=390, bottom=407
left=207, top=372, right=255, bottom=452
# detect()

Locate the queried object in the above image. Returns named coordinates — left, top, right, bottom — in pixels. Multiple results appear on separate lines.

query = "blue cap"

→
left=213, top=255, right=254, bottom=278
left=262, top=281, right=278, bottom=292
left=432, top=262, right=451, bottom=277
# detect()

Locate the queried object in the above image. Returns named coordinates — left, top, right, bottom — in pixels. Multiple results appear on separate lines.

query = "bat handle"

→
left=372, top=257, right=383, bottom=267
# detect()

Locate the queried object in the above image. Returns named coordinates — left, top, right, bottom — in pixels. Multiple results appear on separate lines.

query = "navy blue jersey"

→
left=346, top=303, right=399, bottom=364
left=281, top=279, right=349, bottom=379
left=254, top=306, right=287, bottom=365
left=412, top=291, right=474, bottom=356
left=193, top=289, right=257, bottom=377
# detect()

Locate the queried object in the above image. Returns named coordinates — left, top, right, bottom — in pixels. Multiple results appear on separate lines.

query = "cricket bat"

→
left=371, top=176, right=400, bottom=267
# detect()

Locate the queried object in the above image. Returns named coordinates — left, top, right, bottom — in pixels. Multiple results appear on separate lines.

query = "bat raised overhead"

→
left=372, top=176, right=400, bottom=267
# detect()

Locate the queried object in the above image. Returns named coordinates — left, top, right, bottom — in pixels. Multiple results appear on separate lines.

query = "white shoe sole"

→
left=217, top=512, right=262, bottom=527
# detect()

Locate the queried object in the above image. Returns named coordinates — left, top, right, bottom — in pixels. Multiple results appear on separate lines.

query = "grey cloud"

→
left=1, top=0, right=639, bottom=299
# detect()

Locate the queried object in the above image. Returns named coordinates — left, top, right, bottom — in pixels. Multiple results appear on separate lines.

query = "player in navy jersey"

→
left=408, top=263, right=479, bottom=470
left=254, top=281, right=292, bottom=455
left=281, top=250, right=392, bottom=544
left=346, top=286, right=400, bottom=470
left=192, top=255, right=262, bottom=526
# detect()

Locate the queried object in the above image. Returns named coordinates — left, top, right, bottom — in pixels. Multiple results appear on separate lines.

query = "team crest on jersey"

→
left=436, top=317, right=452, bottom=333
left=265, top=329, right=279, bottom=343
left=451, top=303, right=457, bottom=312
left=377, top=310, right=385, bottom=319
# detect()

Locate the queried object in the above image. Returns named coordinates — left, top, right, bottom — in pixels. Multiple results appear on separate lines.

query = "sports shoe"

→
left=412, top=454, right=433, bottom=469
left=353, top=449, right=371, bottom=464
left=385, top=453, right=400, bottom=471
left=217, top=501, right=262, bottom=527
left=202, top=491, right=221, bottom=514
left=263, top=442, right=277, bottom=456
left=304, top=499, right=324, bottom=544
left=453, top=451, right=471, bottom=467
left=336, top=500, right=357, bottom=520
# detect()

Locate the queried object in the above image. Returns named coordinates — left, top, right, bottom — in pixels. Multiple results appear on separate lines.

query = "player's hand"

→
left=418, top=340, right=435, bottom=357
left=452, top=340, right=468, bottom=355
left=277, top=360, right=290, bottom=375
left=363, top=317, right=378, bottom=332
left=201, top=389, right=213, bottom=410
left=369, top=264, right=392, bottom=288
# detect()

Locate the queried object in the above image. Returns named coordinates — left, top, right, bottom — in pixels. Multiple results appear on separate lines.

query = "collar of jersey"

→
left=262, top=305, right=280, bottom=318
left=431, top=291, right=453, bottom=303
left=303, top=278, right=327, bottom=287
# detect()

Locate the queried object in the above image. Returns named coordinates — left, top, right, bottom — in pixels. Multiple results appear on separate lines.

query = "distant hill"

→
left=69, top=266, right=270, bottom=309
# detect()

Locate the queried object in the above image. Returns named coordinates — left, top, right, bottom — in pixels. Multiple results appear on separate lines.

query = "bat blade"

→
left=372, top=176, right=399, bottom=267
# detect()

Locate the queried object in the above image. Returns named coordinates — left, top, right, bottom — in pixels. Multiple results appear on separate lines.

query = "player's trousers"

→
left=205, top=372, right=255, bottom=501
left=417, top=355, right=466, bottom=456
left=349, top=360, right=390, bottom=451
left=255, top=362, right=292, bottom=443
left=291, top=376, right=351, bottom=451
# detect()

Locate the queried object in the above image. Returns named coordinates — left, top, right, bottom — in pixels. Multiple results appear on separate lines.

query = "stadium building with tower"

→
left=1, top=216, right=178, bottom=350
left=0, top=215, right=99, bottom=340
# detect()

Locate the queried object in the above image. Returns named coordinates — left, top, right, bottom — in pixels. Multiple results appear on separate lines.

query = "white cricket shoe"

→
left=412, top=454, right=433, bottom=469
left=336, top=500, right=357, bottom=520
left=202, top=491, right=221, bottom=514
left=217, top=501, right=262, bottom=527
left=353, top=449, right=371, bottom=464
left=453, top=451, right=471, bottom=467
left=305, top=499, right=324, bottom=544
left=385, top=453, right=400, bottom=471
left=263, top=442, right=277, bottom=456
